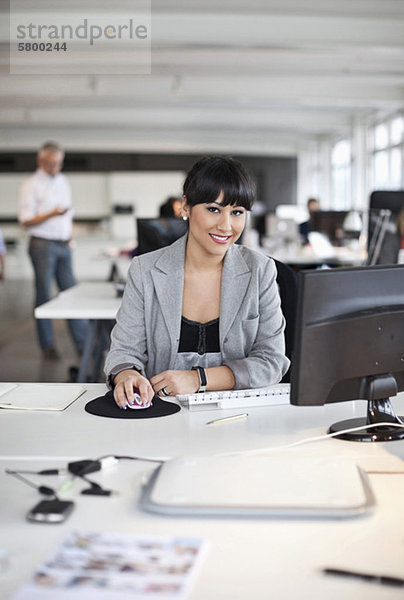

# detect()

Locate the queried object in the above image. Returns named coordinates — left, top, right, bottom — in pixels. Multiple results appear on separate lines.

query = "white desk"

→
left=35, top=283, right=121, bottom=382
left=260, top=240, right=367, bottom=269
left=34, top=282, right=120, bottom=320
left=1, top=384, right=404, bottom=599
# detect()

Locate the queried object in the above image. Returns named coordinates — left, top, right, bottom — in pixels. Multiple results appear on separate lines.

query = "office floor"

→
left=0, top=278, right=82, bottom=382
left=0, top=232, right=130, bottom=383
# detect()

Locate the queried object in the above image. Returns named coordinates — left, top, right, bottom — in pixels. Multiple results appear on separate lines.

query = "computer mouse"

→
left=126, top=392, right=152, bottom=410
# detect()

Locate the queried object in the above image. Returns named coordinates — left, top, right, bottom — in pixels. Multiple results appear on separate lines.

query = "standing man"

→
left=18, top=142, right=88, bottom=360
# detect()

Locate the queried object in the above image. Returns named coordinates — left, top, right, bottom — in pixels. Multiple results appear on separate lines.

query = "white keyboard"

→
left=176, top=383, right=290, bottom=411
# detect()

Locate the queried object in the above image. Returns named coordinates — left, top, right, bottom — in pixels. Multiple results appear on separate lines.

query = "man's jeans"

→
left=29, top=237, right=88, bottom=353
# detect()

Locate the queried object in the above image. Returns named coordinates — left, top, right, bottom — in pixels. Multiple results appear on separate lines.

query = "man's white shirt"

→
left=0, top=228, right=6, bottom=255
left=18, top=168, right=73, bottom=241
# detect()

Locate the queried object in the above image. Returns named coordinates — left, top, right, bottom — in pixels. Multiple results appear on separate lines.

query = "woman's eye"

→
left=233, top=210, right=244, bottom=216
left=207, top=206, right=219, bottom=213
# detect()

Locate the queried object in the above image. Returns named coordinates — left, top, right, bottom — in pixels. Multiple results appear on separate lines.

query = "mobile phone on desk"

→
left=26, top=499, right=75, bottom=524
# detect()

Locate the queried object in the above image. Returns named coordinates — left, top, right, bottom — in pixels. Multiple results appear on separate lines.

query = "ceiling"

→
left=1, top=0, right=404, bottom=156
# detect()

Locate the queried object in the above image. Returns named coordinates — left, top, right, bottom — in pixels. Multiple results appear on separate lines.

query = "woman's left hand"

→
left=150, top=370, right=200, bottom=397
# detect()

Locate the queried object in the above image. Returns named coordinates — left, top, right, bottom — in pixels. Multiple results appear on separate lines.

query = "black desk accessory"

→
left=85, top=390, right=181, bottom=419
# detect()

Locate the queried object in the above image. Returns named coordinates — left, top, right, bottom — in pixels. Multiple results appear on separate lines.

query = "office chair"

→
left=367, top=191, right=403, bottom=265
left=272, top=258, right=298, bottom=383
left=137, top=218, right=188, bottom=255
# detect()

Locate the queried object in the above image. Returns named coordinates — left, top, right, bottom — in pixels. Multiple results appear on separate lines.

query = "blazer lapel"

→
left=220, top=244, right=251, bottom=342
left=150, top=236, right=251, bottom=360
left=151, top=235, right=187, bottom=364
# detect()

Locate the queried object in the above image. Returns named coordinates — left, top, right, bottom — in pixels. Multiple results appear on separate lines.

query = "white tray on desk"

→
left=140, top=455, right=375, bottom=519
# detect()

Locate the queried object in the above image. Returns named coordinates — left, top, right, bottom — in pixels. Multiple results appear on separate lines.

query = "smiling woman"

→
left=104, top=156, right=289, bottom=410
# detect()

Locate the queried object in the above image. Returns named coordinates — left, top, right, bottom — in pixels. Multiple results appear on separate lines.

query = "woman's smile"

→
left=209, top=233, right=232, bottom=244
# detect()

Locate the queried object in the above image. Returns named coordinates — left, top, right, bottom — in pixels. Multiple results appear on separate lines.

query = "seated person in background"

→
left=299, top=197, right=320, bottom=244
left=159, top=196, right=182, bottom=218
left=104, top=156, right=289, bottom=408
left=0, top=227, right=6, bottom=281
left=398, top=208, right=404, bottom=250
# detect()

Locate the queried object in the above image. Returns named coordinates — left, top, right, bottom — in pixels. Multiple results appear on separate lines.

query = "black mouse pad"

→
left=85, top=390, right=181, bottom=419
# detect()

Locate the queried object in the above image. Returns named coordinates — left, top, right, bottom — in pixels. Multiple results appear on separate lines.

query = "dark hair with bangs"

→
left=183, top=156, right=255, bottom=210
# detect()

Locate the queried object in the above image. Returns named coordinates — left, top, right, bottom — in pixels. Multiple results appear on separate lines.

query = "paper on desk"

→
left=11, top=531, right=208, bottom=600
left=0, top=383, right=85, bottom=411
left=0, top=382, right=18, bottom=397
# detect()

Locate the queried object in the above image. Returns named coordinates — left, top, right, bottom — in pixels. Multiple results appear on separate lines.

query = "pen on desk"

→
left=206, top=413, right=248, bottom=426
left=323, top=568, right=404, bottom=588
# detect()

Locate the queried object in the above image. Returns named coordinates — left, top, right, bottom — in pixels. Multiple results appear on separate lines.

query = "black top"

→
left=178, top=316, right=220, bottom=355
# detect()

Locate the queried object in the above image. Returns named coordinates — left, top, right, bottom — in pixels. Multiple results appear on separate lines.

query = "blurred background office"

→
left=0, top=0, right=403, bottom=382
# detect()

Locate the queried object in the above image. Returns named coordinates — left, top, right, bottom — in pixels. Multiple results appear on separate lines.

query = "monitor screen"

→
left=136, top=218, right=188, bottom=255
left=275, top=204, right=308, bottom=224
left=369, top=190, right=404, bottom=214
left=266, top=214, right=298, bottom=240
left=310, top=210, right=348, bottom=244
left=290, top=264, right=404, bottom=441
left=250, top=213, right=266, bottom=243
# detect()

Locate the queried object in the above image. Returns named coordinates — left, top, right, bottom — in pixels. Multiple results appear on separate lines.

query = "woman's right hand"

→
left=113, top=369, right=154, bottom=409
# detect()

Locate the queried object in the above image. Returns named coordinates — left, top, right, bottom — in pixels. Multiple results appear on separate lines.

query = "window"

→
left=374, top=124, right=389, bottom=150
left=391, top=148, right=402, bottom=189
left=307, top=144, right=322, bottom=200
left=369, top=114, right=404, bottom=191
left=390, top=117, right=404, bottom=146
left=331, top=139, right=351, bottom=209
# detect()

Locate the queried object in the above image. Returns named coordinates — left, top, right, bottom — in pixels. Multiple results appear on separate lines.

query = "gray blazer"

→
left=104, top=234, right=290, bottom=389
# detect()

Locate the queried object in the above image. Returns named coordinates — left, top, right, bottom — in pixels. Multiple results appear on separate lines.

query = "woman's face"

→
left=183, top=192, right=247, bottom=258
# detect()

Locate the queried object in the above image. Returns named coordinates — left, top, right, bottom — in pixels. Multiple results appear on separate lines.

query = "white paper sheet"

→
left=0, top=383, right=85, bottom=411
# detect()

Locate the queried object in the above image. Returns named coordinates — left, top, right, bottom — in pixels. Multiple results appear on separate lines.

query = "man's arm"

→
left=18, top=174, right=68, bottom=228
left=20, top=206, right=67, bottom=228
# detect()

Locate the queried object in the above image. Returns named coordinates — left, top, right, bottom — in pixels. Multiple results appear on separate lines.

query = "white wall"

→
left=108, top=171, right=184, bottom=218
left=0, top=174, right=26, bottom=217
left=0, top=170, right=185, bottom=220
left=69, top=174, right=110, bottom=217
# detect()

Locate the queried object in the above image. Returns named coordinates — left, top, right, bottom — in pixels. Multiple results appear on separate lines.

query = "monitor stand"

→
left=328, top=374, right=404, bottom=442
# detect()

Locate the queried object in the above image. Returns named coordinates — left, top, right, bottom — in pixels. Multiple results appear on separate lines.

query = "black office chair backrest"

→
left=137, top=218, right=188, bottom=255
left=368, top=191, right=403, bottom=265
left=272, top=258, right=298, bottom=383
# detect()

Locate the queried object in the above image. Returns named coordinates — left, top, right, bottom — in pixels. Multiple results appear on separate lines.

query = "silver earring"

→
left=182, top=216, right=188, bottom=221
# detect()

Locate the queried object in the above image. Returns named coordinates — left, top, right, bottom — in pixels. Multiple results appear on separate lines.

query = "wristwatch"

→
left=192, top=366, right=207, bottom=393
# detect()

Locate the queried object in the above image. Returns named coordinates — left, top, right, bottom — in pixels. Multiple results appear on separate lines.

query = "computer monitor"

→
left=369, top=190, right=404, bottom=214
left=266, top=214, right=298, bottom=240
left=310, top=210, right=349, bottom=244
left=249, top=213, right=267, bottom=243
left=275, top=204, right=308, bottom=224
left=136, top=218, right=188, bottom=255
left=290, top=264, right=404, bottom=442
